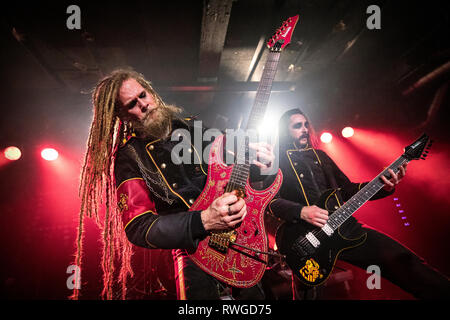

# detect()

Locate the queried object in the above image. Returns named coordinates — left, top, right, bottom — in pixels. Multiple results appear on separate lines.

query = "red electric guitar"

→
left=187, top=15, right=300, bottom=288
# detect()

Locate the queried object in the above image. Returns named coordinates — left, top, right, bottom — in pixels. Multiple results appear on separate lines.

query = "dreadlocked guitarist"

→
left=74, top=69, right=274, bottom=300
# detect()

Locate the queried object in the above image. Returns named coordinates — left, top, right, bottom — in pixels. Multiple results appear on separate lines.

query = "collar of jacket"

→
left=283, top=144, right=324, bottom=206
left=120, top=118, right=190, bottom=147
left=283, top=140, right=313, bottom=151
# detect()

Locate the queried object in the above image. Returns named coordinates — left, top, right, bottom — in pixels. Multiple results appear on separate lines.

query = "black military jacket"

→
left=266, top=142, right=394, bottom=224
left=114, top=119, right=211, bottom=251
left=114, top=119, right=264, bottom=252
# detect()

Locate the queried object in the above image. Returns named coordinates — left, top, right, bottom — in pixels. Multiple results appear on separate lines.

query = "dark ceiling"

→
left=1, top=0, right=449, bottom=150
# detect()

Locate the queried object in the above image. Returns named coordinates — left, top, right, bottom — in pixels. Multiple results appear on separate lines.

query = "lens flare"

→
left=41, top=148, right=59, bottom=161
left=4, top=146, right=22, bottom=160
left=342, top=127, right=354, bottom=138
left=320, top=132, right=333, bottom=144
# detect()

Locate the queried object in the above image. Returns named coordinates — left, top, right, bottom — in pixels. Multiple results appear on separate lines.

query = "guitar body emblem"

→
left=299, top=258, right=323, bottom=282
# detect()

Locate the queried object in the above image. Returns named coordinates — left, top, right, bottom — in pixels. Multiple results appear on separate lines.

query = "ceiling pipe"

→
left=156, top=81, right=295, bottom=93
left=402, top=61, right=450, bottom=96
left=417, top=81, right=448, bottom=129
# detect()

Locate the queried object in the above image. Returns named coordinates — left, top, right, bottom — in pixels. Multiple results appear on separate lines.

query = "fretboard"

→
left=247, top=51, right=281, bottom=130
left=225, top=50, right=281, bottom=191
left=327, top=155, right=409, bottom=230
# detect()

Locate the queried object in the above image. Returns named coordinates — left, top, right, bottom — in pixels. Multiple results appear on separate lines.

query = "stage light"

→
left=4, top=146, right=21, bottom=160
left=342, top=127, right=354, bottom=138
left=320, top=132, right=333, bottom=144
left=41, top=148, right=59, bottom=161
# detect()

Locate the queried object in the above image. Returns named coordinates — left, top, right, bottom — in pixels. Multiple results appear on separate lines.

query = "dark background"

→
left=0, top=0, right=449, bottom=300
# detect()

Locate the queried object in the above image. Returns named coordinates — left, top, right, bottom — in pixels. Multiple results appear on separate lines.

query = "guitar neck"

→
left=327, top=155, right=409, bottom=230
left=246, top=51, right=281, bottom=130
left=226, top=51, right=281, bottom=191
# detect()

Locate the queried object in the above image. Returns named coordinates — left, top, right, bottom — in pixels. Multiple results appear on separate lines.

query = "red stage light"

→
left=41, top=148, right=59, bottom=161
left=4, top=146, right=22, bottom=160
left=320, top=132, right=333, bottom=143
left=342, top=127, right=354, bottom=138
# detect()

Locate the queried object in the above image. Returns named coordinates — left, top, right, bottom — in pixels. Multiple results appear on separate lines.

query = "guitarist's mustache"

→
left=300, top=133, right=309, bottom=139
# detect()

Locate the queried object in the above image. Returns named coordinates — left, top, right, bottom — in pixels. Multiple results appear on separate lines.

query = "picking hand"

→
left=200, top=191, right=247, bottom=231
left=300, top=205, right=329, bottom=228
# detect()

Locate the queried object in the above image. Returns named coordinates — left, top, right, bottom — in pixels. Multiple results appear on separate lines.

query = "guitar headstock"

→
left=403, top=133, right=432, bottom=161
left=267, top=15, right=300, bottom=52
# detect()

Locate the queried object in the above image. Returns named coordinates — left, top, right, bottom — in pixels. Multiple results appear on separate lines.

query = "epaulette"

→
left=182, top=115, right=198, bottom=122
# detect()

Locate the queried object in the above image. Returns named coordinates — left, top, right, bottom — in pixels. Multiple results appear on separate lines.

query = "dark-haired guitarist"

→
left=265, top=108, right=449, bottom=300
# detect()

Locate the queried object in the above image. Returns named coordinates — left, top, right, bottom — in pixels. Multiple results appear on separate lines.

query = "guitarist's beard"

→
left=296, top=133, right=310, bottom=149
left=132, top=104, right=182, bottom=139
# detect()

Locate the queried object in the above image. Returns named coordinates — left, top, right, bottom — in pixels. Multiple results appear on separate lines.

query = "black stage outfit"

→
left=265, top=142, right=449, bottom=299
left=114, top=119, right=264, bottom=300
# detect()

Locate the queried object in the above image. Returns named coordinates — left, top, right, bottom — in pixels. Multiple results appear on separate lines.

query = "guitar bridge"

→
left=208, top=230, right=237, bottom=253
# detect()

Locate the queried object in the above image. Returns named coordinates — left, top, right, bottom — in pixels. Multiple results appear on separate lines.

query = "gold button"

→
left=161, top=163, right=166, bottom=169
left=149, top=145, right=154, bottom=150
left=334, top=205, right=339, bottom=209
left=300, top=173, right=304, bottom=178
left=172, top=183, right=178, bottom=189
left=294, top=162, right=298, bottom=166
left=189, top=198, right=195, bottom=204
left=188, top=148, right=193, bottom=153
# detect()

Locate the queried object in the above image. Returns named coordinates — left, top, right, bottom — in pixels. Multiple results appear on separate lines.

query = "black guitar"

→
left=274, top=133, right=432, bottom=286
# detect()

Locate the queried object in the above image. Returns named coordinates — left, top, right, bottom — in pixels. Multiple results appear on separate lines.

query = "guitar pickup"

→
left=293, top=236, right=316, bottom=257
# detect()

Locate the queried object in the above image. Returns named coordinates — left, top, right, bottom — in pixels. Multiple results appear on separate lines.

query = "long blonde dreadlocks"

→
left=72, top=69, right=168, bottom=299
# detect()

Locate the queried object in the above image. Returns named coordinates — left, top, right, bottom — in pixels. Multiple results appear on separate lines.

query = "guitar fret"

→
left=229, top=162, right=251, bottom=186
left=230, top=52, right=280, bottom=182
left=231, top=172, right=249, bottom=181
left=229, top=180, right=246, bottom=187
left=231, top=173, right=248, bottom=180
left=329, top=156, right=409, bottom=231
left=245, top=52, right=280, bottom=130
left=228, top=176, right=246, bottom=184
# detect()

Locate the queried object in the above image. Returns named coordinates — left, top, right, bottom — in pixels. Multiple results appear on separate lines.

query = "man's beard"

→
left=131, top=105, right=181, bottom=139
left=297, top=133, right=310, bottom=149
